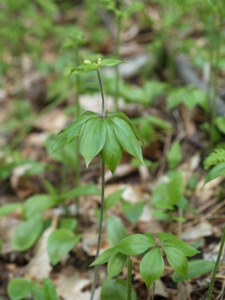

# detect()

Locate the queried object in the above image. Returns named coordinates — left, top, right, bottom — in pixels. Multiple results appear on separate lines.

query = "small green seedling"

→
left=92, top=232, right=199, bottom=299
left=151, top=171, right=187, bottom=222
left=7, top=277, right=60, bottom=300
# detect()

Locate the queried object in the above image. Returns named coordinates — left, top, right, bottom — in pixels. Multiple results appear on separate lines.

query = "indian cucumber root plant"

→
left=1, top=1, right=225, bottom=300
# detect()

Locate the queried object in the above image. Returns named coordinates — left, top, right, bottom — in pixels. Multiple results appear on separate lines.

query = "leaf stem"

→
left=207, top=227, right=225, bottom=300
left=97, top=69, right=105, bottom=116
left=90, top=158, right=105, bottom=300
left=127, top=256, right=132, bottom=300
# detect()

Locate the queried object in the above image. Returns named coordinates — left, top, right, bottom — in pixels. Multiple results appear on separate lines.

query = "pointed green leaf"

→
left=116, top=234, right=154, bottom=255
left=113, top=117, right=143, bottom=163
left=121, top=201, right=144, bottom=225
left=163, top=246, right=188, bottom=275
left=47, top=229, right=80, bottom=265
left=80, top=117, right=107, bottom=166
left=140, top=248, right=164, bottom=288
left=107, top=216, right=127, bottom=246
left=158, top=233, right=199, bottom=256
left=7, top=278, right=32, bottom=300
left=53, top=111, right=97, bottom=151
left=12, top=216, right=43, bottom=251
left=204, top=163, right=225, bottom=184
left=65, top=184, right=100, bottom=199
left=172, top=259, right=215, bottom=282
left=101, top=120, right=122, bottom=173
left=23, top=194, right=57, bottom=219
left=42, top=279, right=60, bottom=300
left=108, top=112, right=142, bottom=140
left=101, top=59, right=122, bottom=67
left=91, top=247, right=118, bottom=266
left=107, top=253, right=127, bottom=278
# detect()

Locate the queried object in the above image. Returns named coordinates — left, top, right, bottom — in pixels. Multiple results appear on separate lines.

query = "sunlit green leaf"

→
left=53, top=111, right=97, bottom=151
left=91, top=247, right=118, bottom=266
left=80, top=117, right=106, bottom=166
left=101, top=120, right=122, bottom=173
left=107, top=253, right=126, bottom=278
left=107, top=216, right=127, bottom=246
left=7, top=278, right=32, bottom=300
left=163, top=246, right=188, bottom=275
left=172, top=259, right=214, bottom=282
left=47, top=229, right=80, bottom=265
left=140, top=248, right=164, bottom=288
left=23, top=194, right=57, bottom=219
left=116, top=234, right=154, bottom=255
left=204, top=162, right=225, bottom=184
left=158, top=233, right=199, bottom=256
left=12, top=216, right=43, bottom=251
left=113, top=117, right=143, bottom=163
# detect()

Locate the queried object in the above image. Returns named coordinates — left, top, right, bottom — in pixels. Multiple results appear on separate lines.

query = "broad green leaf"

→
left=101, top=120, right=122, bottom=173
left=7, top=278, right=32, bottom=300
left=163, top=246, right=188, bottom=275
left=107, top=216, right=127, bottom=246
left=158, top=233, right=199, bottom=256
left=12, top=216, right=43, bottom=251
left=108, top=111, right=142, bottom=140
left=204, top=163, right=225, bottom=184
left=172, top=259, right=214, bottom=282
left=167, top=171, right=184, bottom=206
left=59, top=218, right=77, bottom=231
left=0, top=203, right=21, bottom=218
left=80, top=117, right=106, bottom=166
left=91, top=247, right=118, bottom=266
left=116, top=234, right=154, bottom=255
left=65, top=184, right=100, bottom=199
left=107, top=253, right=127, bottom=278
left=101, top=278, right=136, bottom=300
left=121, top=201, right=144, bottom=224
left=113, top=117, right=143, bottom=163
left=105, top=189, right=124, bottom=210
left=53, top=111, right=97, bottom=151
left=42, top=279, right=60, bottom=300
left=101, top=58, right=122, bottom=67
left=23, top=194, right=57, bottom=219
left=140, top=248, right=164, bottom=288
left=47, top=229, right=80, bottom=265
left=32, top=282, right=45, bottom=300
left=167, top=141, right=182, bottom=169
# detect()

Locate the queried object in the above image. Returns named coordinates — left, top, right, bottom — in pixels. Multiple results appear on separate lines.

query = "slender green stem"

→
left=75, top=49, right=81, bottom=217
left=127, top=257, right=132, bottom=300
left=90, top=160, right=105, bottom=300
left=90, top=69, right=106, bottom=300
left=207, top=227, right=225, bottom=300
left=97, top=69, right=105, bottom=116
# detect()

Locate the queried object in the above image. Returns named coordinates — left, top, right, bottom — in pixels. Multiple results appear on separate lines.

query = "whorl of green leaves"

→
left=204, top=149, right=225, bottom=169
left=54, top=111, right=143, bottom=173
